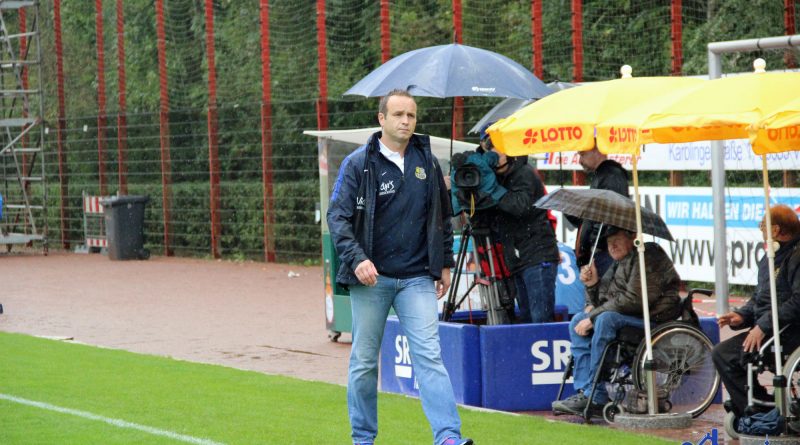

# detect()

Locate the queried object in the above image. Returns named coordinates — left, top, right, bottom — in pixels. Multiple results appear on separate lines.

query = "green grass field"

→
left=0, top=332, right=673, bottom=444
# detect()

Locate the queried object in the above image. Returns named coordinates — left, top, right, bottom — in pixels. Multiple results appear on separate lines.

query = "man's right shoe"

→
left=441, top=438, right=473, bottom=445
left=552, top=392, right=590, bottom=415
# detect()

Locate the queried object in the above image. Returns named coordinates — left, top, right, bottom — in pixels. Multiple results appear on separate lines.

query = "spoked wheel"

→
left=782, top=345, right=800, bottom=434
left=633, top=323, right=720, bottom=418
left=603, top=402, right=625, bottom=423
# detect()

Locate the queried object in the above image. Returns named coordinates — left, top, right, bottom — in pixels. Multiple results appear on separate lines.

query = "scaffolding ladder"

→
left=0, top=0, right=46, bottom=252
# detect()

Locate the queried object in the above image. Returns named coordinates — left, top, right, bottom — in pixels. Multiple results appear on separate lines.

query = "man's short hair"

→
left=379, top=89, right=414, bottom=116
left=605, top=225, right=634, bottom=238
left=770, top=204, right=800, bottom=238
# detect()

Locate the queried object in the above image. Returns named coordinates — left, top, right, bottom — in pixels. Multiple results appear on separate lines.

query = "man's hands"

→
left=574, top=318, right=594, bottom=336
left=436, top=268, right=451, bottom=299
left=743, top=326, right=766, bottom=353
left=717, top=311, right=744, bottom=328
left=355, top=261, right=450, bottom=298
left=718, top=312, right=765, bottom=353
left=580, top=262, right=599, bottom=287
left=354, top=259, right=379, bottom=286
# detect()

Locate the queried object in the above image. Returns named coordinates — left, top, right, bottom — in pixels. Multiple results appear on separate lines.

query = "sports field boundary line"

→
left=0, top=393, right=227, bottom=445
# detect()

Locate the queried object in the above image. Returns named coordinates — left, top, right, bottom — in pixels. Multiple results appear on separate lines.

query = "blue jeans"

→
left=348, top=275, right=461, bottom=445
left=514, top=262, right=557, bottom=323
left=569, top=310, right=646, bottom=403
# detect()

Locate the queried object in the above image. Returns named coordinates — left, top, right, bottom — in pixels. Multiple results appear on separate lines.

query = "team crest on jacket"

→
left=415, top=166, right=426, bottom=180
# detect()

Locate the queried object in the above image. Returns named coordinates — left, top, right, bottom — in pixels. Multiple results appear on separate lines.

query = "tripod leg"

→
left=442, top=225, right=471, bottom=322
left=478, top=234, right=509, bottom=325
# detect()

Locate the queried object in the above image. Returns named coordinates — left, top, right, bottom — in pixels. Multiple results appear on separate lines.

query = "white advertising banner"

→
left=547, top=186, right=800, bottom=286
left=537, top=139, right=800, bottom=171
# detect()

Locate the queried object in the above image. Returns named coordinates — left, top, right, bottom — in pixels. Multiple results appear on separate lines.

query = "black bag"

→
left=623, top=388, right=671, bottom=414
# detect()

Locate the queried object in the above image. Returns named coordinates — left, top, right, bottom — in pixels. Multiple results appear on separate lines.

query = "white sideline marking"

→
left=0, top=393, right=226, bottom=445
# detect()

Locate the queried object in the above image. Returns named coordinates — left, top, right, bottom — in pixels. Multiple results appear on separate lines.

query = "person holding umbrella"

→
left=552, top=226, right=681, bottom=415
left=567, top=144, right=629, bottom=277
left=327, top=89, right=473, bottom=445
left=712, top=204, right=800, bottom=419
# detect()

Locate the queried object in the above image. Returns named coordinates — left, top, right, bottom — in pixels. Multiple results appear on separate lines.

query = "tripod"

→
left=441, top=222, right=516, bottom=325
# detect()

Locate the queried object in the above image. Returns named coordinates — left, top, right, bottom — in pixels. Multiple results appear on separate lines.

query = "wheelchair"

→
left=723, top=325, right=800, bottom=439
left=553, top=289, right=721, bottom=424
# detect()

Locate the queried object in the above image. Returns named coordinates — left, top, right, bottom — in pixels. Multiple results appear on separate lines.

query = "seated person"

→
left=712, top=204, right=800, bottom=417
left=552, top=226, right=681, bottom=415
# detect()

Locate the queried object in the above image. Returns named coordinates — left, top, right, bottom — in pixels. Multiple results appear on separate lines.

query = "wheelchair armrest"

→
left=757, top=323, right=792, bottom=356
left=687, top=288, right=713, bottom=299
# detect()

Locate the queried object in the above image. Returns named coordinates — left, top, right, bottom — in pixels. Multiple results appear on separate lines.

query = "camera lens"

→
left=454, top=164, right=481, bottom=190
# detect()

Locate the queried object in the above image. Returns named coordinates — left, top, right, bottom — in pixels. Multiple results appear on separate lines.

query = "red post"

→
left=786, top=0, right=797, bottom=68
left=380, top=0, right=391, bottom=63
left=116, top=0, right=128, bottom=194
left=671, top=0, right=683, bottom=76
left=532, top=0, right=544, bottom=79
left=54, top=0, right=70, bottom=249
left=260, top=0, right=276, bottom=263
left=316, top=0, right=329, bottom=130
left=155, top=0, right=173, bottom=256
left=452, top=0, right=463, bottom=140
left=571, top=0, right=583, bottom=82
left=95, top=0, right=108, bottom=195
left=204, top=0, right=222, bottom=258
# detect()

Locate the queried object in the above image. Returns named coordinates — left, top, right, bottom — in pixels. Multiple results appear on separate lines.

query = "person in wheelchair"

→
left=552, top=226, right=681, bottom=415
left=713, top=204, right=800, bottom=418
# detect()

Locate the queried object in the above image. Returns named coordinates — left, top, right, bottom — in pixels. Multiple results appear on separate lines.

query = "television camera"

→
left=443, top=149, right=516, bottom=325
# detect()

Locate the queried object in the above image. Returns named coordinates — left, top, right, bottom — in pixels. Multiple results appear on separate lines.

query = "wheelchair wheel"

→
left=782, top=345, right=800, bottom=433
left=724, top=411, right=740, bottom=440
left=632, top=323, right=720, bottom=418
left=603, top=402, right=625, bottom=423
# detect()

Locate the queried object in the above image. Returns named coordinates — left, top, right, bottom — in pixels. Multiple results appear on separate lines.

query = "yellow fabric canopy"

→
left=749, top=95, right=800, bottom=154
left=486, top=76, right=703, bottom=156
left=597, top=72, right=800, bottom=155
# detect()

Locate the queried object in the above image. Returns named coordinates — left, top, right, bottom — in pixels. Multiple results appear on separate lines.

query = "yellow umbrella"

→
left=486, top=74, right=704, bottom=156
left=597, top=62, right=800, bottom=416
left=749, top=95, right=800, bottom=154
left=488, top=70, right=704, bottom=416
left=598, top=70, right=800, bottom=155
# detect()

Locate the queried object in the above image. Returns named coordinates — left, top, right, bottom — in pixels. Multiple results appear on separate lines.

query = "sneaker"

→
left=441, top=438, right=473, bottom=445
left=552, top=392, right=589, bottom=414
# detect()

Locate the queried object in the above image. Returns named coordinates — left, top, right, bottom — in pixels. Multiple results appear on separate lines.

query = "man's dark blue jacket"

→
left=327, top=131, right=455, bottom=287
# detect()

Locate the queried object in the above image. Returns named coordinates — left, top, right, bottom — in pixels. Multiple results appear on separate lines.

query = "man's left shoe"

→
left=441, top=438, right=473, bottom=445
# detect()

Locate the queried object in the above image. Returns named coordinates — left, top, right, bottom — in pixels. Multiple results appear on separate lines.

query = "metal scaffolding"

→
left=0, top=0, right=46, bottom=252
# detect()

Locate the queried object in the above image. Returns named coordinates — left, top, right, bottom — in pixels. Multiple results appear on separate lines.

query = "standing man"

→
left=488, top=142, right=560, bottom=323
left=327, top=89, right=473, bottom=445
left=567, top=145, right=629, bottom=277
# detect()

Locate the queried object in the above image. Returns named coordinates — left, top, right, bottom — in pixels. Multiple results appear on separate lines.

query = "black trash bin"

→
left=101, top=195, right=150, bottom=260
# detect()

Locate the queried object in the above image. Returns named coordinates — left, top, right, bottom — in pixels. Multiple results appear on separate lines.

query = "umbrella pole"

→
left=762, top=155, right=787, bottom=416
left=588, top=223, right=604, bottom=267
left=632, top=154, right=657, bottom=416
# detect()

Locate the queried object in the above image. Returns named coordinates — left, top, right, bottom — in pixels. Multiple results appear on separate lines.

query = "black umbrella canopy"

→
left=344, top=43, right=551, bottom=100
left=534, top=188, right=674, bottom=241
left=468, top=81, right=577, bottom=134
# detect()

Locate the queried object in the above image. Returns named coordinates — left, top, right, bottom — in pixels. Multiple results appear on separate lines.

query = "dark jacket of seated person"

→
left=585, top=241, right=682, bottom=324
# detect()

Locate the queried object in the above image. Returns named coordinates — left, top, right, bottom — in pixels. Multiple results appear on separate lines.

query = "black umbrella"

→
left=468, top=81, right=577, bottom=135
left=345, top=43, right=551, bottom=99
left=344, top=43, right=551, bottom=162
left=534, top=188, right=674, bottom=241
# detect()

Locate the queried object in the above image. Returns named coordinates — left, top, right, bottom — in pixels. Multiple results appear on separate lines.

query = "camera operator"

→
left=486, top=135, right=560, bottom=324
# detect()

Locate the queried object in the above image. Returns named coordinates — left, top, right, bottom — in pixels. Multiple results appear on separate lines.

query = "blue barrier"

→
left=379, top=316, right=482, bottom=406
left=479, top=316, right=721, bottom=411
left=380, top=313, right=721, bottom=412
left=480, top=321, right=574, bottom=411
